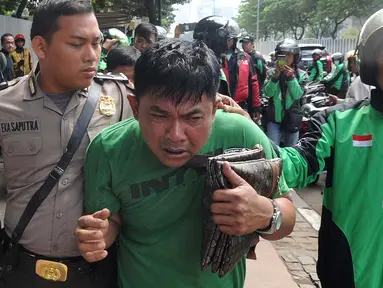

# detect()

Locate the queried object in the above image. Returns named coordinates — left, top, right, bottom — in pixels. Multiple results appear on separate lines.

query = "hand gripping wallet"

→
left=187, top=145, right=283, bottom=278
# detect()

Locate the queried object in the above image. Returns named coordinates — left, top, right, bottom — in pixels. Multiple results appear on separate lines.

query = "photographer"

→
left=263, top=39, right=308, bottom=147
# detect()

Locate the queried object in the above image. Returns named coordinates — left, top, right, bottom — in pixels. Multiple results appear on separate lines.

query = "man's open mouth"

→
left=163, top=148, right=187, bottom=156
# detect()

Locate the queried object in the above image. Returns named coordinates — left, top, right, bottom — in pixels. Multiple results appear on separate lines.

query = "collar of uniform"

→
left=23, top=62, right=89, bottom=100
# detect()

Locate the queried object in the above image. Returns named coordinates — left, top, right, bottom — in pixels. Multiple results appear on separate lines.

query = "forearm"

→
left=261, top=197, right=296, bottom=241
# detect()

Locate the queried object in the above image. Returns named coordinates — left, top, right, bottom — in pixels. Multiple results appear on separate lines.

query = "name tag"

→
left=0, top=119, right=40, bottom=135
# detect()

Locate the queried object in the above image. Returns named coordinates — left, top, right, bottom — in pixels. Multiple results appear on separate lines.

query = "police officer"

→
left=0, top=0, right=133, bottom=287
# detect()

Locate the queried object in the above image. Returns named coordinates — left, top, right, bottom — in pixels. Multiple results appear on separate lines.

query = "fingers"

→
left=93, top=208, right=110, bottom=221
left=211, top=202, right=235, bottom=214
left=75, top=228, right=104, bottom=242
left=83, top=250, right=108, bottom=263
left=222, top=105, right=251, bottom=120
left=212, top=214, right=235, bottom=226
left=78, top=215, right=108, bottom=230
left=213, top=188, right=241, bottom=202
left=221, top=162, right=245, bottom=187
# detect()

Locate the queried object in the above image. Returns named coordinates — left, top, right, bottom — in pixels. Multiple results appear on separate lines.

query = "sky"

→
left=173, top=0, right=241, bottom=24
left=170, top=0, right=241, bottom=36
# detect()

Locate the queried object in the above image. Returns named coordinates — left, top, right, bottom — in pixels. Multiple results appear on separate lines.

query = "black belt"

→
left=19, top=245, right=86, bottom=264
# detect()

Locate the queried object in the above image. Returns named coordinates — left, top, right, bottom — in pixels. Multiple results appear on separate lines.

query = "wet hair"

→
left=1, top=33, right=13, bottom=44
left=135, top=23, right=158, bottom=43
left=31, top=0, right=94, bottom=42
left=134, top=39, right=220, bottom=105
left=106, top=46, right=141, bottom=71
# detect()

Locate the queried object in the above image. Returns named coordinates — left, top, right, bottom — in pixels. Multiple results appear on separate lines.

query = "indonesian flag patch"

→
left=352, top=134, right=372, bottom=147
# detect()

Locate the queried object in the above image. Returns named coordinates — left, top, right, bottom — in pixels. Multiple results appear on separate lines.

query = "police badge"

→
left=99, top=95, right=116, bottom=116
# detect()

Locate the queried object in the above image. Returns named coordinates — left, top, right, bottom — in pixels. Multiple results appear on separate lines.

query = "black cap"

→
left=240, top=36, right=254, bottom=43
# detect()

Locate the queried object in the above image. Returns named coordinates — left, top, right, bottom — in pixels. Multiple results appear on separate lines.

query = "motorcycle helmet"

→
left=357, top=8, right=383, bottom=86
left=331, top=52, right=344, bottom=65
left=194, top=16, right=241, bottom=57
left=312, top=49, right=323, bottom=59
left=14, top=34, right=25, bottom=42
left=269, top=51, right=276, bottom=62
left=275, top=38, right=300, bottom=64
left=156, top=26, right=167, bottom=41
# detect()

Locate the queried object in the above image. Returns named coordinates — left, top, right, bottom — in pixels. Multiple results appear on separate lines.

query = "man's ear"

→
left=127, top=95, right=139, bottom=120
left=212, top=97, right=220, bottom=117
left=32, top=36, right=48, bottom=60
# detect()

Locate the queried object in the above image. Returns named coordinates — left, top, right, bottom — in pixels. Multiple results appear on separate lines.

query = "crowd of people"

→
left=0, top=33, right=33, bottom=81
left=0, top=0, right=382, bottom=288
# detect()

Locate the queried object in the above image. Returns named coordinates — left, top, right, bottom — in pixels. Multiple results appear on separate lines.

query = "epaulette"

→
left=94, top=72, right=129, bottom=83
left=94, top=72, right=135, bottom=91
left=0, top=77, right=21, bottom=91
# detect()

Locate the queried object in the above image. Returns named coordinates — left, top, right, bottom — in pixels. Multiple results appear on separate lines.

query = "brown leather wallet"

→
left=187, top=145, right=283, bottom=278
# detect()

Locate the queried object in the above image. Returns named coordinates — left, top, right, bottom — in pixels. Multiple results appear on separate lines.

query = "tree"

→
left=340, top=27, right=360, bottom=39
left=237, top=0, right=317, bottom=40
left=3, top=0, right=190, bottom=28
left=315, top=0, right=383, bottom=39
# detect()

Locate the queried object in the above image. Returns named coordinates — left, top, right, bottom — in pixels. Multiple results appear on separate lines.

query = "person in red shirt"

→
left=194, top=16, right=261, bottom=121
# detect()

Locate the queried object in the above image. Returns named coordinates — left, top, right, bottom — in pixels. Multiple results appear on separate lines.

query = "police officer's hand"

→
left=103, top=38, right=119, bottom=51
left=217, top=93, right=251, bottom=120
left=211, top=162, right=274, bottom=235
left=76, top=209, right=110, bottom=262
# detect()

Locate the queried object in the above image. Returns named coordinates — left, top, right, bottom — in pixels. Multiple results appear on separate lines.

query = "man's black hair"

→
left=30, top=0, right=94, bottom=42
left=107, top=46, right=141, bottom=71
left=1, top=33, right=13, bottom=44
left=135, top=23, right=158, bottom=43
left=134, top=39, right=220, bottom=105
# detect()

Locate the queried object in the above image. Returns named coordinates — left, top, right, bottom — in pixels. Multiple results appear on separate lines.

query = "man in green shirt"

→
left=75, top=39, right=296, bottom=288
left=273, top=9, right=383, bottom=287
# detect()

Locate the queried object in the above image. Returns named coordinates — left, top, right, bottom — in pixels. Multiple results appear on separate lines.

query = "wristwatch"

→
left=257, top=199, right=282, bottom=235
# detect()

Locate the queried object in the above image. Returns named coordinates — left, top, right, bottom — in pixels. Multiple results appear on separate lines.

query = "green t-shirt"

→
left=84, top=109, right=289, bottom=288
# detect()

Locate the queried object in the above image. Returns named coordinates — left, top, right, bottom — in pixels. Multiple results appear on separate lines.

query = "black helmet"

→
left=312, top=49, right=323, bottom=58
left=331, top=52, right=344, bottom=63
left=193, top=16, right=241, bottom=57
left=357, top=8, right=383, bottom=86
left=275, top=38, right=300, bottom=64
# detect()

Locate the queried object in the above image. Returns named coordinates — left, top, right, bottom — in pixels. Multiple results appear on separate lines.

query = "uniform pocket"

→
left=2, top=134, right=41, bottom=156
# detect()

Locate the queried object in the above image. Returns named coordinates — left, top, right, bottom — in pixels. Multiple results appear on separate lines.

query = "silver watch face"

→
left=275, top=210, right=283, bottom=231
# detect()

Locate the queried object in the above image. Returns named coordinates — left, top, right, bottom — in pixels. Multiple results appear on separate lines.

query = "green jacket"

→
left=324, top=63, right=350, bottom=91
left=97, top=48, right=108, bottom=72
left=263, top=69, right=308, bottom=123
left=309, top=60, right=324, bottom=82
left=276, top=89, right=381, bottom=287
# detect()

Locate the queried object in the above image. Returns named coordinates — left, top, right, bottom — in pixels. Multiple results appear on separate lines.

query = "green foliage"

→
left=237, top=0, right=383, bottom=40
left=2, top=0, right=190, bottom=28
left=340, top=27, right=360, bottom=39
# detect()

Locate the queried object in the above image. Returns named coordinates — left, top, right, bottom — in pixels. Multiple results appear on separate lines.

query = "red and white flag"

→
left=352, top=134, right=372, bottom=147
